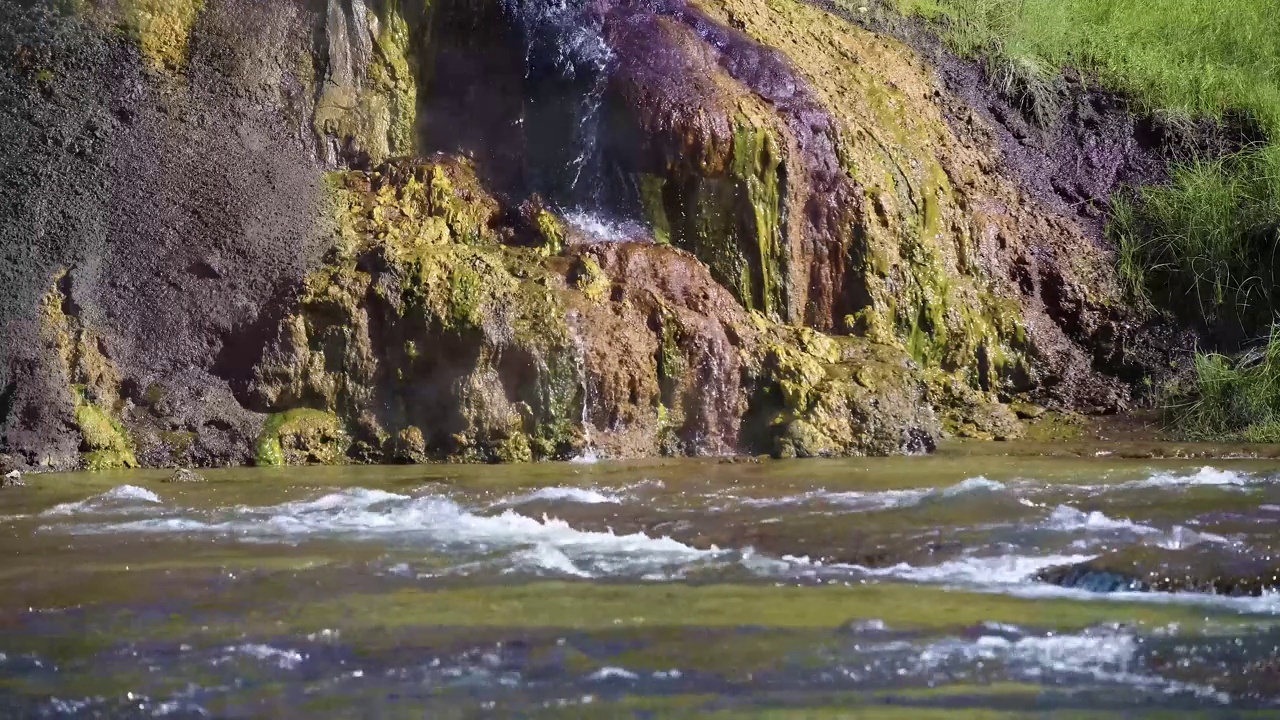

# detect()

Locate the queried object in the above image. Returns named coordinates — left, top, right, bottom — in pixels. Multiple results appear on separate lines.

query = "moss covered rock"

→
left=251, top=158, right=587, bottom=463
left=0, top=0, right=1167, bottom=469
left=246, top=153, right=973, bottom=463
left=118, top=0, right=205, bottom=72
left=256, top=409, right=349, bottom=466
left=604, top=0, right=1129, bottom=412
left=37, top=273, right=138, bottom=470
left=313, top=0, right=421, bottom=165
left=746, top=326, right=941, bottom=457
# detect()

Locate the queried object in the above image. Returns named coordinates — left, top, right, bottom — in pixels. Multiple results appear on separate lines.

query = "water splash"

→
left=562, top=209, right=650, bottom=243
left=43, top=485, right=162, bottom=516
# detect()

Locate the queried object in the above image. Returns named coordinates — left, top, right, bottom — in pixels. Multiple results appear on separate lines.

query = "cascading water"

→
left=423, top=0, right=649, bottom=239
left=501, top=0, right=615, bottom=210
left=566, top=310, right=599, bottom=462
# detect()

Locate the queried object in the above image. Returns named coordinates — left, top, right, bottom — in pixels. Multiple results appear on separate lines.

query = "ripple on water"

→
left=1125, top=466, right=1265, bottom=490
left=42, top=485, right=162, bottom=516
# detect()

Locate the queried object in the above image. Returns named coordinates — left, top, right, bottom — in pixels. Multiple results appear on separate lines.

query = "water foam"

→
left=940, top=476, right=1007, bottom=496
left=1127, top=466, right=1259, bottom=489
left=562, top=210, right=648, bottom=243
left=229, top=644, right=306, bottom=670
left=505, top=487, right=621, bottom=505
left=913, top=627, right=1227, bottom=701
left=839, top=553, right=1098, bottom=586
left=1043, top=505, right=1159, bottom=534
left=790, top=551, right=1280, bottom=612
left=1042, top=505, right=1229, bottom=549
left=43, top=485, right=162, bottom=516
left=587, top=666, right=640, bottom=681
left=738, top=476, right=1005, bottom=514
left=66, top=488, right=718, bottom=578
left=568, top=451, right=600, bottom=465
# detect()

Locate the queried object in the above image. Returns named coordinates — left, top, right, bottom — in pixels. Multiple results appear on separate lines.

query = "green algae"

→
left=256, top=582, right=1247, bottom=636
left=570, top=255, right=610, bottom=302
left=642, top=105, right=790, bottom=320
left=256, top=159, right=587, bottom=463
left=74, top=389, right=138, bottom=472
left=369, top=0, right=417, bottom=156
left=749, top=323, right=939, bottom=457
left=731, top=116, right=788, bottom=319
left=312, top=1, right=420, bottom=163
left=534, top=207, right=565, bottom=257
left=255, top=409, right=349, bottom=467
left=38, top=272, right=140, bottom=470
left=118, top=0, right=204, bottom=72
left=638, top=174, right=672, bottom=246
left=696, top=0, right=1037, bottom=397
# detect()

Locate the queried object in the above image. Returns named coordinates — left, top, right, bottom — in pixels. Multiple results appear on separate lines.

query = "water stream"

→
left=5, top=447, right=1280, bottom=717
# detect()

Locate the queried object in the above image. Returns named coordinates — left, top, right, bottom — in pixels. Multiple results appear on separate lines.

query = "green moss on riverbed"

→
left=272, top=582, right=1255, bottom=635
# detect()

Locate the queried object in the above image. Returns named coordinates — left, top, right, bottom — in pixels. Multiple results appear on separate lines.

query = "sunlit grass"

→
left=889, top=0, right=1280, bottom=132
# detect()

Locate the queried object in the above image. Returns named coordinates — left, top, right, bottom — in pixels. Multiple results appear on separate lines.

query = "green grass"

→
left=887, top=0, right=1280, bottom=334
left=888, top=0, right=1280, bottom=131
left=1163, top=328, right=1280, bottom=442
left=1111, top=146, right=1280, bottom=336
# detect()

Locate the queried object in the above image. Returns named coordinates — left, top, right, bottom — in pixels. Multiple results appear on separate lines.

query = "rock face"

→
left=243, top=156, right=939, bottom=462
left=0, top=0, right=1171, bottom=469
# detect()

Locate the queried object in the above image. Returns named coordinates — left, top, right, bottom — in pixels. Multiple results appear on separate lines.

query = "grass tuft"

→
left=1110, top=146, right=1280, bottom=340
left=1164, top=329, right=1280, bottom=443
left=988, top=52, right=1062, bottom=128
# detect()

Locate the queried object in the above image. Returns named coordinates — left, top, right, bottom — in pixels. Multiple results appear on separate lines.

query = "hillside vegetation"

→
left=889, top=0, right=1280, bottom=440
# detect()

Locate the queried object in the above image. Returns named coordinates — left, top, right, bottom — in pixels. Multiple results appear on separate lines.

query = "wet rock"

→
left=598, top=0, right=1133, bottom=414
left=164, top=468, right=206, bottom=483
left=255, top=409, right=350, bottom=467
left=0, top=0, right=1209, bottom=467
left=1011, top=402, right=1046, bottom=420
left=240, top=158, right=942, bottom=461
left=388, top=426, right=429, bottom=464
left=1038, top=546, right=1280, bottom=597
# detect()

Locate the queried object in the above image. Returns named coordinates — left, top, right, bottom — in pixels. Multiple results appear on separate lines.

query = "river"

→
left=4, top=445, right=1280, bottom=718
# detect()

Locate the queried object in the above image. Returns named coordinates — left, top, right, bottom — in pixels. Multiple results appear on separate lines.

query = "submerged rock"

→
left=165, top=468, right=206, bottom=483
left=1038, top=546, right=1280, bottom=597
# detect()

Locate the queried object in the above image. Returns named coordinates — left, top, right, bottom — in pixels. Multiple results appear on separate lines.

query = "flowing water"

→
left=5, top=446, right=1280, bottom=718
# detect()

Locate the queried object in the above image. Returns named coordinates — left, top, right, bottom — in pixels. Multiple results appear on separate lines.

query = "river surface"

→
left=5, top=446, right=1280, bottom=718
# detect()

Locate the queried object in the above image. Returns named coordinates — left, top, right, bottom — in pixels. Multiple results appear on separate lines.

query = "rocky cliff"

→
left=0, top=0, right=1175, bottom=469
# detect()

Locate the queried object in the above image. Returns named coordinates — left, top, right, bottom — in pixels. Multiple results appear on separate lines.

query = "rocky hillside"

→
left=0, top=0, right=1185, bottom=470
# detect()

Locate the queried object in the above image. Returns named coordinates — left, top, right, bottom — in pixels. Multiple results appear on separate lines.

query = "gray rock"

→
left=3, top=469, right=24, bottom=487
left=165, top=468, right=206, bottom=484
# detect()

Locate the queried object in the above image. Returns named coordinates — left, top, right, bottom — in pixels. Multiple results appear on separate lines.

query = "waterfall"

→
left=501, top=0, right=616, bottom=211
